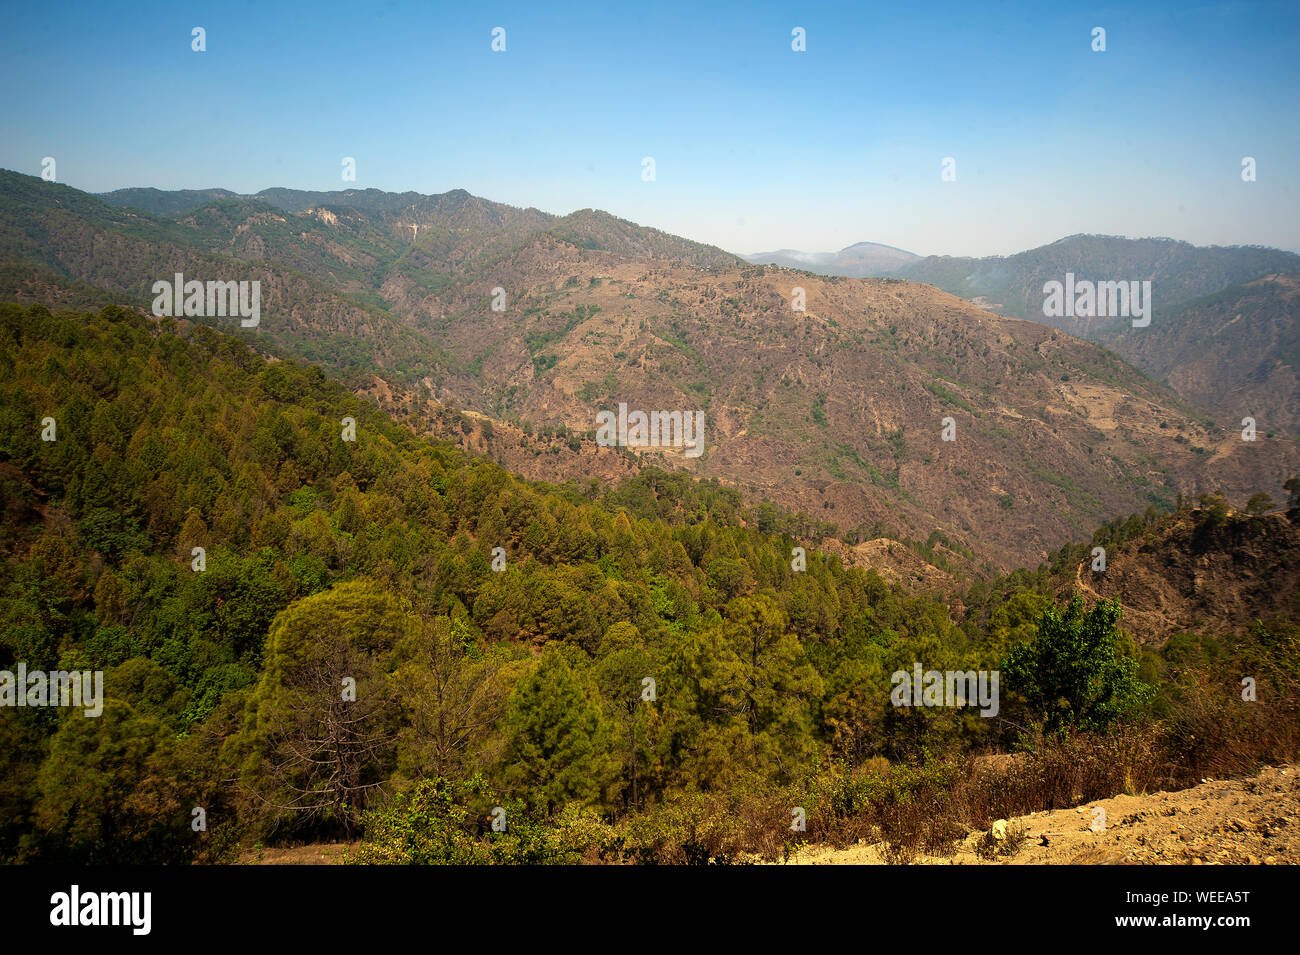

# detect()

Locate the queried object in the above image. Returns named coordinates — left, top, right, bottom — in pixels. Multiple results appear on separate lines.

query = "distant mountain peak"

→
left=840, top=240, right=918, bottom=255
left=741, top=241, right=920, bottom=278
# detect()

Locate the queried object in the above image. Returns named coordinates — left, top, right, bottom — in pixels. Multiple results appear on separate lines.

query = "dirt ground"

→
left=782, top=763, right=1299, bottom=865
left=239, top=842, right=353, bottom=865
left=240, top=764, right=1299, bottom=866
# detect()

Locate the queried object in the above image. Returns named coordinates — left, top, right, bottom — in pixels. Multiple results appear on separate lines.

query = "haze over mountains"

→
left=743, top=242, right=920, bottom=277
left=2, top=170, right=1296, bottom=575
left=744, top=235, right=1300, bottom=320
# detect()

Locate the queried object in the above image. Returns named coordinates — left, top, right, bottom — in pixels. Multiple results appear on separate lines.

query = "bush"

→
left=346, top=776, right=577, bottom=865
left=1002, top=595, right=1152, bottom=735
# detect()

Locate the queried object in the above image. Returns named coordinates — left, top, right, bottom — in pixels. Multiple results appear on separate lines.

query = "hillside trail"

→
left=781, top=763, right=1299, bottom=865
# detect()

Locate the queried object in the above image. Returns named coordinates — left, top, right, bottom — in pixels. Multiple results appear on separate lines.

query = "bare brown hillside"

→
left=408, top=244, right=1298, bottom=571
left=1104, top=273, right=1300, bottom=436
left=10, top=174, right=1297, bottom=572
left=1059, top=510, right=1300, bottom=644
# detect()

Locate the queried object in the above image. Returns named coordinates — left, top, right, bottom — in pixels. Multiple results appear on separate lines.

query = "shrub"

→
left=346, top=776, right=576, bottom=865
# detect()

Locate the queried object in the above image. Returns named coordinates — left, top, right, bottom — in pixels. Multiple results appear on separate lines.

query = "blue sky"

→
left=2, top=0, right=1297, bottom=256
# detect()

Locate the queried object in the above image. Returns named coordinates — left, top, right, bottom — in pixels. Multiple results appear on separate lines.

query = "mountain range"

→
left=747, top=234, right=1300, bottom=434
left=2, top=170, right=1296, bottom=574
left=743, top=242, right=920, bottom=277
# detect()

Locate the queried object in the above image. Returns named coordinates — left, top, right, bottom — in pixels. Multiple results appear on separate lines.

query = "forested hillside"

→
left=9, top=173, right=1296, bottom=572
left=1, top=302, right=1296, bottom=864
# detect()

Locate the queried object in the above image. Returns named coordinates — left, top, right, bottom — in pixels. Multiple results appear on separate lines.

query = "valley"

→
left=0, top=174, right=1297, bottom=870
left=5, top=172, right=1297, bottom=575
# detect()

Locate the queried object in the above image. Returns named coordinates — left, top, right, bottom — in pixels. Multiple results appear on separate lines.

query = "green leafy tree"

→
left=722, top=593, right=824, bottom=771
left=1245, top=493, right=1273, bottom=517
left=1001, top=595, right=1152, bottom=735
left=499, top=650, right=619, bottom=814
left=31, top=659, right=194, bottom=864
left=594, top=626, right=659, bottom=810
left=236, top=580, right=413, bottom=838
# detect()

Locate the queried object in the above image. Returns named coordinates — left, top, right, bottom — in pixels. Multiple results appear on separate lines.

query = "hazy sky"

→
left=2, top=0, right=1297, bottom=257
